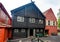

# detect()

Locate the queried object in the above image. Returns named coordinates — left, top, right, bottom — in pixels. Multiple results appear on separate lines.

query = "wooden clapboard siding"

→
left=44, top=8, right=57, bottom=36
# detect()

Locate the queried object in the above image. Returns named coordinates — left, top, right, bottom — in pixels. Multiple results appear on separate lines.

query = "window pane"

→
left=17, top=16, right=24, bottom=22
left=21, top=29, right=25, bottom=32
left=29, top=18, right=35, bottom=23
left=50, top=21, right=53, bottom=26
left=39, top=20, right=43, bottom=24
left=48, top=21, right=50, bottom=25
left=36, top=29, right=39, bottom=32
left=53, top=21, right=55, bottom=26
left=40, top=29, right=43, bottom=32
left=14, top=29, right=19, bottom=33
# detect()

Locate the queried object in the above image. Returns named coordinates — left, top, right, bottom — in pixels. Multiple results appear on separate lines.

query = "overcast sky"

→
left=0, top=0, right=60, bottom=18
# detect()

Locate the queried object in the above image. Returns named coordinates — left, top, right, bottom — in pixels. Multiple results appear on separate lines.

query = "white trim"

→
left=29, top=18, right=35, bottom=23
left=17, top=16, right=24, bottom=22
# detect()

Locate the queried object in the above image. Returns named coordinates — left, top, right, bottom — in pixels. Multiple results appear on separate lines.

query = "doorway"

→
left=45, top=30, right=49, bottom=36
left=30, top=29, right=33, bottom=36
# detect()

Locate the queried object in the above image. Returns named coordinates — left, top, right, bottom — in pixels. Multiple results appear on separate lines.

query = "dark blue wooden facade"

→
left=11, top=2, right=45, bottom=38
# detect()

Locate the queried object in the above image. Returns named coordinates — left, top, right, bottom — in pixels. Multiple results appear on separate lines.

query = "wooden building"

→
left=0, top=3, right=11, bottom=42
left=44, top=8, right=57, bottom=36
left=11, top=2, right=45, bottom=39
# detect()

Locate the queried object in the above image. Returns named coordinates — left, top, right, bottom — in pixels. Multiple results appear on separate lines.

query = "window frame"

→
left=39, top=19, right=43, bottom=24
left=29, top=18, right=35, bottom=23
left=14, top=29, right=19, bottom=33
left=21, top=29, right=25, bottom=32
left=17, top=16, right=24, bottom=22
left=48, top=20, right=50, bottom=25
left=53, top=21, right=55, bottom=26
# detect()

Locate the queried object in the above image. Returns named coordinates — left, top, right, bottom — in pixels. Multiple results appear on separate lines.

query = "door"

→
left=30, top=29, right=33, bottom=36
left=45, top=30, right=49, bottom=36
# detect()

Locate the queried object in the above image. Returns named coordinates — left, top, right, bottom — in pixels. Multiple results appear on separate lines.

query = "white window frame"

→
left=50, top=21, right=53, bottom=26
left=55, top=21, right=56, bottom=26
left=53, top=21, right=55, bottom=26
left=39, top=19, right=43, bottom=24
left=17, top=16, right=24, bottom=22
left=14, top=29, right=19, bottom=33
left=48, top=20, right=50, bottom=25
left=29, top=18, right=35, bottom=23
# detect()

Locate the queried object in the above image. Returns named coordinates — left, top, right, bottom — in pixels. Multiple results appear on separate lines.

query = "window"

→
left=39, top=20, right=43, bottom=24
left=55, top=22, right=56, bottom=26
left=21, top=29, right=25, bottom=32
left=14, top=29, right=19, bottom=33
left=29, top=18, right=35, bottom=23
left=50, top=21, right=53, bottom=26
left=17, top=16, right=24, bottom=22
left=36, top=29, right=39, bottom=32
left=40, top=29, right=43, bottom=32
left=48, top=21, right=50, bottom=25
left=53, top=22, right=55, bottom=26
left=46, top=20, right=48, bottom=25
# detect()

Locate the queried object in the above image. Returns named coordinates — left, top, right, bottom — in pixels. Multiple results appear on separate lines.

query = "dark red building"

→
left=44, top=8, right=57, bottom=36
left=0, top=3, right=11, bottom=42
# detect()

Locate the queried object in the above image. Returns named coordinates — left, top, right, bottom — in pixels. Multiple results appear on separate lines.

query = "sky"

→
left=0, top=0, right=60, bottom=18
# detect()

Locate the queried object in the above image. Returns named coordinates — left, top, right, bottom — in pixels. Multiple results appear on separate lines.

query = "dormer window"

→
left=29, top=18, right=35, bottom=23
left=17, top=16, right=24, bottom=22
left=39, top=20, right=43, bottom=24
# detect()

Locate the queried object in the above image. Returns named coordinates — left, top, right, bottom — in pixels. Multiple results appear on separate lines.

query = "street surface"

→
left=7, top=35, right=60, bottom=42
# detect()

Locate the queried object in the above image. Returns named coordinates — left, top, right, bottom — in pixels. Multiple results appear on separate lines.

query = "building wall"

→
left=45, top=26, right=57, bottom=36
left=0, top=3, right=12, bottom=42
left=0, top=8, right=10, bottom=25
left=12, top=5, right=45, bottom=28
left=0, top=28, right=5, bottom=42
left=44, top=8, right=58, bottom=36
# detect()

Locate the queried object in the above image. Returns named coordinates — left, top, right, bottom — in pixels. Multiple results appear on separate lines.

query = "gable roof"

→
left=44, top=8, right=57, bottom=20
left=11, top=2, right=45, bottom=18
left=0, top=3, right=11, bottom=20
